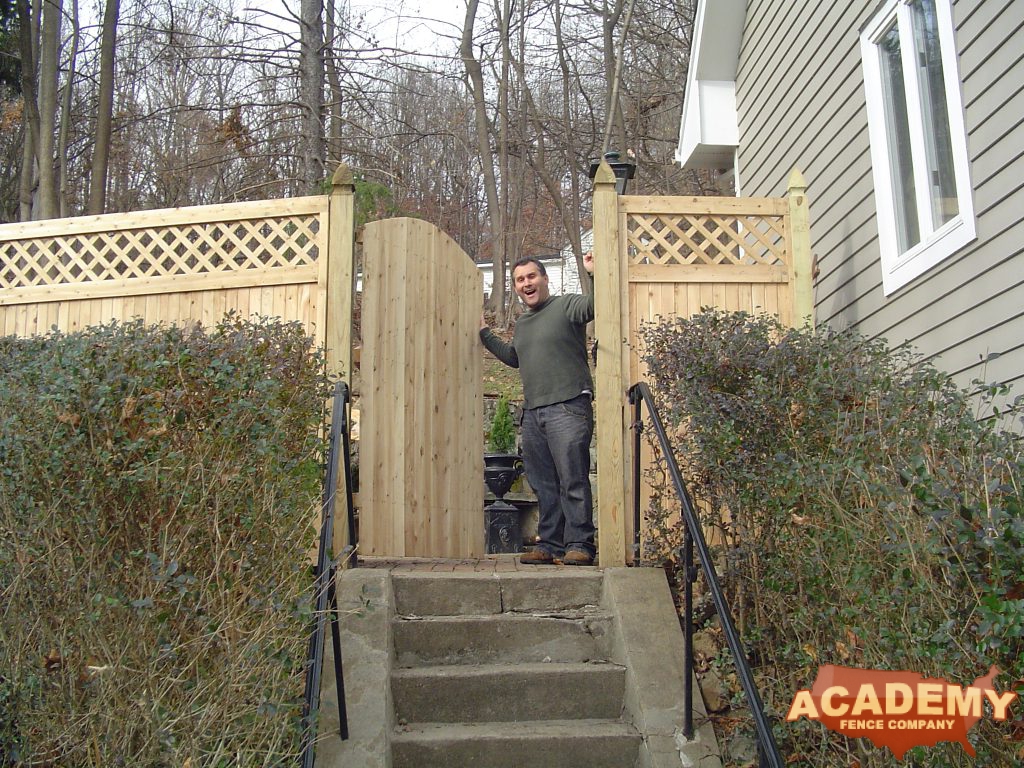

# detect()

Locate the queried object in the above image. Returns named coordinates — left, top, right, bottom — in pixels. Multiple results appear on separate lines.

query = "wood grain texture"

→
left=358, top=217, right=483, bottom=558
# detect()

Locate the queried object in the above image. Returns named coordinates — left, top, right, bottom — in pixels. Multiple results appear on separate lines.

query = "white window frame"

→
left=860, top=0, right=976, bottom=295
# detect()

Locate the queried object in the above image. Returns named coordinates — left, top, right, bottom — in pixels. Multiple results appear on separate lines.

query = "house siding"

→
left=735, top=0, right=1024, bottom=411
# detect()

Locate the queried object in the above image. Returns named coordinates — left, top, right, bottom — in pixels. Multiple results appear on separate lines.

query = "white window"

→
left=860, top=0, right=975, bottom=294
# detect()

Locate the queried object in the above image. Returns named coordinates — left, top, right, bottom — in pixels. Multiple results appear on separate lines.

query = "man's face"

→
left=513, top=262, right=550, bottom=309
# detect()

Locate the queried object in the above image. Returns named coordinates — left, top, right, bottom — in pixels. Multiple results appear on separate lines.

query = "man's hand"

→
left=480, top=312, right=488, bottom=331
left=583, top=250, right=594, bottom=274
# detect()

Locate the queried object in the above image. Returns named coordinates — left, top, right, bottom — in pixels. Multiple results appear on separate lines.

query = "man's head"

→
left=512, top=257, right=550, bottom=310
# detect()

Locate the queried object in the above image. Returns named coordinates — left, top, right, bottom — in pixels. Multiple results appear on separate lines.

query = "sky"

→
left=231, top=0, right=466, bottom=57
left=347, top=0, right=466, bottom=54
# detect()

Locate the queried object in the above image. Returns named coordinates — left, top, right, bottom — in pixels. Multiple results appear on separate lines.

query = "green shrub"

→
left=641, top=309, right=1022, bottom=767
left=487, top=395, right=517, bottom=454
left=0, top=315, right=329, bottom=766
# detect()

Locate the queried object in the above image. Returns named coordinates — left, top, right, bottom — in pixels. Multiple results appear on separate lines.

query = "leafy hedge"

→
left=641, top=309, right=1022, bottom=767
left=0, top=316, right=329, bottom=766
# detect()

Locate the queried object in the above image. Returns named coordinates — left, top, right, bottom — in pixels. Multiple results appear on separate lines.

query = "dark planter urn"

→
left=484, top=452, right=524, bottom=499
left=484, top=452, right=524, bottom=554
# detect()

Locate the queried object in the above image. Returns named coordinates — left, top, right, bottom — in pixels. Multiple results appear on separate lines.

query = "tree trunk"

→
left=460, top=0, right=505, bottom=323
left=600, top=0, right=628, bottom=155
left=299, top=0, right=326, bottom=193
left=16, top=0, right=40, bottom=221
left=87, top=0, right=119, bottom=215
left=496, top=0, right=513, bottom=320
left=555, top=0, right=586, bottom=289
left=323, top=0, right=345, bottom=168
left=58, top=0, right=79, bottom=218
left=35, top=0, right=62, bottom=219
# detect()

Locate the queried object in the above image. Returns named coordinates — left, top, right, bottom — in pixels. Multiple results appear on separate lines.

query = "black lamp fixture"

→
left=589, top=150, right=637, bottom=194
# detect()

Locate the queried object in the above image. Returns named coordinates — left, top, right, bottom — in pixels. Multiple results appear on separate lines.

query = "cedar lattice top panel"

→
left=625, top=210, right=788, bottom=267
left=0, top=215, right=321, bottom=291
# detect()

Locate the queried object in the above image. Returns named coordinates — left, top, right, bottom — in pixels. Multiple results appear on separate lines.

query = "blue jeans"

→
left=521, top=393, right=595, bottom=557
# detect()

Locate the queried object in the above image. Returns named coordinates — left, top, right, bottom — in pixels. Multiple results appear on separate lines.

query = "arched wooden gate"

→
left=591, top=164, right=814, bottom=566
left=357, top=217, right=484, bottom=558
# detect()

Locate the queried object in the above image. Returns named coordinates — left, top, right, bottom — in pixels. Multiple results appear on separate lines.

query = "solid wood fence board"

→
left=358, top=217, right=483, bottom=558
left=620, top=195, right=788, bottom=216
left=0, top=196, right=327, bottom=240
left=628, top=264, right=789, bottom=284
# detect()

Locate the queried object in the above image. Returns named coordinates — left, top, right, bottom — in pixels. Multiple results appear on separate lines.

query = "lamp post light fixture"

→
left=589, top=150, right=637, bottom=194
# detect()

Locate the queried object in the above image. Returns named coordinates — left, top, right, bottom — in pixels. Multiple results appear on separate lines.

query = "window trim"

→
left=860, top=0, right=976, bottom=295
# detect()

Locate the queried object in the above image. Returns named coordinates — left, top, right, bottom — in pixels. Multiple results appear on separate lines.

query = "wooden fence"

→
left=592, top=165, right=814, bottom=566
left=2, top=160, right=813, bottom=565
left=358, top=218, right=484, bottom=557
left=0, top=168, right=356, bottom=382
left=0, top=170, right=487, bottom=560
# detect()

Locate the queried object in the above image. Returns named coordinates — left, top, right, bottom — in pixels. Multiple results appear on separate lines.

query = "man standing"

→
left=479, top=253, right=596, bottom=565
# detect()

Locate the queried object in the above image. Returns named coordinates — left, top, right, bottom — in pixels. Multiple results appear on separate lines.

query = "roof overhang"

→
left=675, top=0, right=746, bottom=170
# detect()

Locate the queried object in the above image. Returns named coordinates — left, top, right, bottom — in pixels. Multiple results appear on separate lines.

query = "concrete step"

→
left=328, top=568, right=723, bottom=768
left=391, top=571, right=603, bottom=616
left=393, top=612, right=614, bottom=667
left=391, top=719, right=641, bottom=768
left=392, top=662, right=626, bottom=724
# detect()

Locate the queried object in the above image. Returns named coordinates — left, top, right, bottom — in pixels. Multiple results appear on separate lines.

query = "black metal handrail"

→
left=299, top=379, right=358, bottom=767
left=628, top=381, right=783, bottom=768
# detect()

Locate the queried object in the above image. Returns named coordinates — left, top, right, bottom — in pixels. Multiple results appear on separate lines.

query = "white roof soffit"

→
left=676, top=0, right=746, bottom=170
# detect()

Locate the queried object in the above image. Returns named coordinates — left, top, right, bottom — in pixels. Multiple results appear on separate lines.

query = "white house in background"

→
left=677, top=0, right=1024, bottom=417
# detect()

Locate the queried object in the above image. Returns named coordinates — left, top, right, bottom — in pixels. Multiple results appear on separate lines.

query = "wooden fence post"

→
left=325, top=164, right=356, bottom=562
left=593, top=161, right=628, bottom=567
left=325, top=164, right=356, bottom=380
left=787, top=168, right=814, bottom=328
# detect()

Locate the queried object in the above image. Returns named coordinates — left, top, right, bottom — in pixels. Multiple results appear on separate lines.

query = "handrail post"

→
left=300, top=381, right=355, bottom=767
left=683, top=525, right=695, bottom=740
left=328, top=567, right=349, bottom=740
left=630, top=388, right=643, bottom=565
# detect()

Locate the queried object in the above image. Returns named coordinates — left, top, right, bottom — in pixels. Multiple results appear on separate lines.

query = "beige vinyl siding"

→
left=735, top=0, right=1024, bottom=407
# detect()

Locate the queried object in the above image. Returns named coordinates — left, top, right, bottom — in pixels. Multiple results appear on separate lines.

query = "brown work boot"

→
left=562, top=550, right=594, bottom=566
left=519, top=548, right=555, bottom=565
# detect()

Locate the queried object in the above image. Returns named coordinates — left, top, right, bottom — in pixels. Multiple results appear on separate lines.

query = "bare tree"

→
left=299, top=0, right=325, bottom=192
left=460, top=0, right=507, bottom=321
left=16, top=0, right=39, bottom=220
left=1, top=0, right=702, bottom=231
left=87, top=0, right=119, bottom=214
left=34, top=0, right=62, bottom=218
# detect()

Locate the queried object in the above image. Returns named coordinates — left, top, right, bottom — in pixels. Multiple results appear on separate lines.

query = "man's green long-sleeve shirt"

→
left=480, top=293, right=594, bottom=410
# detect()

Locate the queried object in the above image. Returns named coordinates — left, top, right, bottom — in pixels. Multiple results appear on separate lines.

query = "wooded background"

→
left=0, top=0, right=712, bottom=322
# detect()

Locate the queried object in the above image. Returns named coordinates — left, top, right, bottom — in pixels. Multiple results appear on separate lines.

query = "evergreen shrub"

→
left=487, top=395, right=517, bottom=454
left=641, top=309, right=1022, bottom=767
left=0, top=315, right=329, bottom=766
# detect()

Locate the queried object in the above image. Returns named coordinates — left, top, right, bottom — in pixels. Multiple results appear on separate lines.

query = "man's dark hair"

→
left=511, top=256, right=547, bottom=277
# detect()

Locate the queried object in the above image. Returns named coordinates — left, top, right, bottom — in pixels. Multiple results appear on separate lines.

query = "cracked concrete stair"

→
left=323, top=567, right=722, bottom=768
left=391, top=720, right=641, bottom=768
left=393, top=613, right=614, bottom=666
left=390, top=571, right=640, bottom=768
left=392, top=662, right=626, bottom=722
